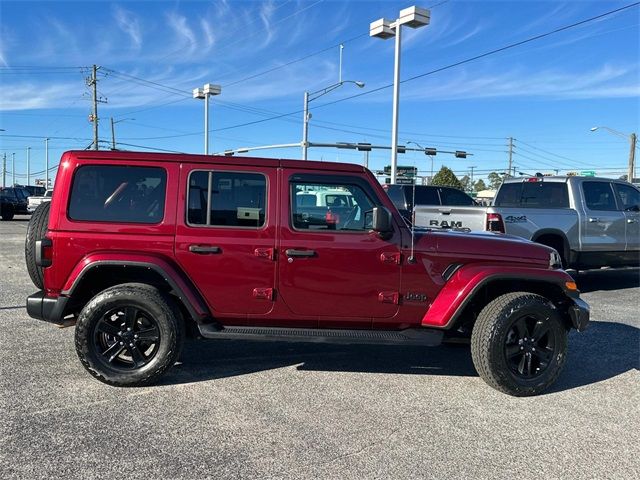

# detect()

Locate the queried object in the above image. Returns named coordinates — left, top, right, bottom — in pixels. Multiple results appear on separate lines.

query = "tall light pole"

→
left=302, top=80, right=365, bottom=160
left=590, top=126, right=636, bottom=182
left=27, top=146, right=31, bottom=186
left=370, top=6, right=430, bottom=184
left=44, top=138, right=49, bottom=189
left=193, top=83, right=221, bottom=155
left=110, top=117, right=135, bottom=150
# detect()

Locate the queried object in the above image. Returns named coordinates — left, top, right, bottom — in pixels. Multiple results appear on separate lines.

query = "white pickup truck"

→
left=386, top=177, right=640, bottom=269
left=27, top=189, right=53, bottom=214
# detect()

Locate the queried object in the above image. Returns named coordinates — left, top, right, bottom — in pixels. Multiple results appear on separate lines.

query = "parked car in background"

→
left=383, top=184, right=486, bottom=230
left=403, top=176, right=639, bottom=269
left=0, top=187, right=29, bottom=219
left=27, top=189, right=53, bottom=214
left=24, top=185, right=46, bottom=197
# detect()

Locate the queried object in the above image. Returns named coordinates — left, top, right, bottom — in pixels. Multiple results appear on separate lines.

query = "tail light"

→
left=486, top=213, right=505, bottom=233
left=36, top=237, right=52, bottom=267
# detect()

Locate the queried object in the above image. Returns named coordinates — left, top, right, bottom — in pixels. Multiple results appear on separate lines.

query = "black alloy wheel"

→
left=503, top=314, right=560, bottom=380
left=471, top=292, right=568, bottom=396
left=75, top=283, right=184, bottom=387
left=93, top=306, right=161, bottom=371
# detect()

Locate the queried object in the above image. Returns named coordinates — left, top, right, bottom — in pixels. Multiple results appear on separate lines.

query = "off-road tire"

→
left=1, top=204, right=14, bottom=221
left=25, top=201, right=50, bottom=289
left=75, top=283, right=184, bottom=387
left=471, top=292, right=567, bottom=396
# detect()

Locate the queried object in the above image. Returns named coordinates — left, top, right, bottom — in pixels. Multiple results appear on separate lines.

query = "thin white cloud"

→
left=166, top=12, right=197, bottom=55
left=113, top=5, right=142, bottom=50
left=395, top=63, right=639, bottom=101
left=200, top=19, right=215, bottom=51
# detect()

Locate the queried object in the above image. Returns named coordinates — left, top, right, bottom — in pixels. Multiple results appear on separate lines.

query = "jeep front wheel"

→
left=471, top=292, right=567, bottom=396
left=75, top=283, right=184, bottom=387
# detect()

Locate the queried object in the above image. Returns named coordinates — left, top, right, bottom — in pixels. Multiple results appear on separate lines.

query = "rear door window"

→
left=68, top=165, right=167, bottom=223
left=187, top=171, right=266, bottom=228
left=583, top=181, right=618, bottom=211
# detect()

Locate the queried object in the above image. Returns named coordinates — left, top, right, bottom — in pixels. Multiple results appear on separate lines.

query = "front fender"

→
left=62, top=252, right=210, bottom=322
left=422, top=264, right=576, bottom=329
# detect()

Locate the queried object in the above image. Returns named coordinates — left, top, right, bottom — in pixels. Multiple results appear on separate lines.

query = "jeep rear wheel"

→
left=471, top=292, right=567, bottom=396
left=75, top=283, right=184, bottom=387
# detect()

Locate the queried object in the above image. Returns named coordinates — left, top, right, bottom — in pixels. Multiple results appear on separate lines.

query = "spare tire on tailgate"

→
left=25, top=202, right=51, bottom=290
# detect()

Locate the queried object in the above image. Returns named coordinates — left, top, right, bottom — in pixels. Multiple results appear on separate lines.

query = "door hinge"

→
left=378, top=291, right=399, bottom=304
left=253, top=288, right=275, bottom=301
left=380, top=252, right=401, bottom=265
left=254, top=248, right=275, bottom=260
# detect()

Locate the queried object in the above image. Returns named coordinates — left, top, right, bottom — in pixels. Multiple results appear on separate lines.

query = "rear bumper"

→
left=26, top=291, right=69, bottom=325
left=568, top=297, right=590, bottom=332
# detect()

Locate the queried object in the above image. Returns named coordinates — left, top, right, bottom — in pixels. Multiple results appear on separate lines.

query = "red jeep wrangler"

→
left=25, top=151, right=589, bottom=396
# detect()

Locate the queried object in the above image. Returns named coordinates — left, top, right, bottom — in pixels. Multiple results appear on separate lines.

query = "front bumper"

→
left=26, top=291, right=69, bottom=325
left=568, top=297, right=590, bottom=332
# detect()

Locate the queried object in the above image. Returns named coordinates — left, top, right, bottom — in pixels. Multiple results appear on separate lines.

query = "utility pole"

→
left=111, top=118, right=116, bottom=150
left=507, top=137, right=513, bottom=178
left=2, top=153, right=6, bottom=188
left=12, top=153, right=15, bottom=186
left=86, top=65, right=102, bottom=150
left=27, top=147, right=31, bottom=186
left=469, top=165, right=477, bottom=184
left=628, top=133, right=637, bottom=183
left=45, top=138, right=49, bottom=188
left=364, top=150, right=369, bottom=169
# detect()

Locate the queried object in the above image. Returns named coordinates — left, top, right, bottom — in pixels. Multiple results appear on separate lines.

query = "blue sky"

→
left=0, top=0, right=638, bottom=185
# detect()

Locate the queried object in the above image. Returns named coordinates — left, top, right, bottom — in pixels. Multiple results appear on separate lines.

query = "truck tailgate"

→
left=414, top=205, right=488, bottom=231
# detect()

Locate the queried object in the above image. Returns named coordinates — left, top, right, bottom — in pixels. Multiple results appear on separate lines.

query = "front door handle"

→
left=588, top=217, right=600, bottom=223
left=285, top=249, right=316, bottom=258
left=628, top=218, right=638, bottom=224
left=189, top=245, right=221, bottom=254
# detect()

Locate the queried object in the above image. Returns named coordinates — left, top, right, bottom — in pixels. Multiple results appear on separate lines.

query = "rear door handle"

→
left=285, top=249, right=316, bottom=258
left=189, top=245, right=221, bottom=254
left=628, top=219, right=638, bottom=224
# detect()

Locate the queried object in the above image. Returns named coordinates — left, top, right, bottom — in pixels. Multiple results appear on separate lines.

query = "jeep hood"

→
left=414, top=229, right=553, bottom=264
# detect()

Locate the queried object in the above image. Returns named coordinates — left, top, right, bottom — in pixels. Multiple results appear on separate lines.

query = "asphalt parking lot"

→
left=1, top=215, right=638, bottom=479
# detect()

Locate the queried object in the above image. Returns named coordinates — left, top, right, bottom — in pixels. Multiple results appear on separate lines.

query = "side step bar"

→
left=197, top=325, right=443, bottom=346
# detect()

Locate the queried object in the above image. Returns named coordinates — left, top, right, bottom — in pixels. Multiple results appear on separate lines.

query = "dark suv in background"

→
left=0, top=187, right=29, bottom=220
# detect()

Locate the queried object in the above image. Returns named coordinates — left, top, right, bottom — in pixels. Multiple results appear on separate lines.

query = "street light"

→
left=193, top=83, right=222, bottom=155
left=302, top=80, right=365, bottom=160
left=110, top=117, right=135, bottom=150
left=407, top=140, right=437, bottom=184
left=590, top=126, right=637, bottom=182
left=370, top=5, right=430, bottom=184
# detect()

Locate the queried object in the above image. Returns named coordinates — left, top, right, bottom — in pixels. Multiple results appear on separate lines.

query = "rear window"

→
left=494, top=181, right=569, bottom=208
left=413, top=187, right=440, bottom=206
left=384, top=185, right=407, bottom=210
left=68, top=165, right=166, bottom=223
left=439, top=188, right=475, bottom=206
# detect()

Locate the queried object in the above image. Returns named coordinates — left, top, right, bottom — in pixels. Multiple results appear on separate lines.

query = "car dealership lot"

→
left=1, top=216, right=638, bottom=479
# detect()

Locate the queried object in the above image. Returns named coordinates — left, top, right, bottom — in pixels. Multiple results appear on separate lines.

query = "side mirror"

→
left=371, top=206, right=393, bottom=233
